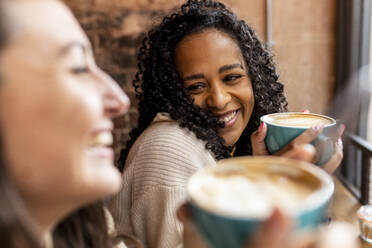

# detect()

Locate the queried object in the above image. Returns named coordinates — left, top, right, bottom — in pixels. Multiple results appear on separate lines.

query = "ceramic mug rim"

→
left=187, top=156, right=334, bottom=221
left=260, top=112, right=336, bottom=129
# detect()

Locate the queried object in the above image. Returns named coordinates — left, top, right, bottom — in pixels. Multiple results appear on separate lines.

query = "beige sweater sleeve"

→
left=110, top=120, right=216, bottom=248
left=131, top=185, right=186, bottom=248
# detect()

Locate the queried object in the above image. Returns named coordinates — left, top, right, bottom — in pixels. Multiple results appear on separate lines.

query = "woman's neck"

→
left=27, top=205, right=55, bottom=247
left=24, top=201, right=74, bottom=248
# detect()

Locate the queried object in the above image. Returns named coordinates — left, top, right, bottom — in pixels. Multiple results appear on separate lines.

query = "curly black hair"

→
left=118, top=0, right=287, bottom=171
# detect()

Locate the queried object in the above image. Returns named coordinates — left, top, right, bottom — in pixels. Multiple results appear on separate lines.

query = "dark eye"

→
left=186, top=83, right=206, bottom=94
left=223, top=74, right=242, bottom=82
left=71, top=67, right=89, bottom=74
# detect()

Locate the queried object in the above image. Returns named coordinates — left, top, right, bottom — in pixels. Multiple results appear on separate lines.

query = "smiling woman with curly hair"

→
left=109, top=1, right=333, bottom=247
left=119, top=0, right=287, bottom=165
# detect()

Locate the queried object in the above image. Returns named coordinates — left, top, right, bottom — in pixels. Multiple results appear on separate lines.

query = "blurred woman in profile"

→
left=0, top=0, right=130, bottom=247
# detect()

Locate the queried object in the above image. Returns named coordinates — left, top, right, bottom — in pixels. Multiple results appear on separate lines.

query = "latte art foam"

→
left=263, top=113, right=333, bottom=128
left=188, top=160, right=324, bottom=218
left=190, top=174, right=273, bottom=218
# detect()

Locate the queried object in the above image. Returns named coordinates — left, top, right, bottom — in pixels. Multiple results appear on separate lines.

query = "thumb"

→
left=250, top=208, right=292, bottom=248
left=177, top=203, right=191, bottom=224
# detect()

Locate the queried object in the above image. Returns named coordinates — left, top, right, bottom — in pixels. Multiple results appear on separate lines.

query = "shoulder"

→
left=132, top=120, right=212, bottom=163
left=130, top=112, right=211, bottom=156
left=125, top=120, right=215, bottom=188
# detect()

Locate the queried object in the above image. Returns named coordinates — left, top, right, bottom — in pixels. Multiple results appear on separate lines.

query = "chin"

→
left=222, top=136, right=239, bottom=147
left=96, top=167, right=122, bottom=196
left=83, top=161, right=123, bottom=198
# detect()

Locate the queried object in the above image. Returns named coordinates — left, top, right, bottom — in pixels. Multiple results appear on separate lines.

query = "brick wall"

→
left=63, top=0, right=336, bottom=159
left=63, top=0, right=180, bottom=157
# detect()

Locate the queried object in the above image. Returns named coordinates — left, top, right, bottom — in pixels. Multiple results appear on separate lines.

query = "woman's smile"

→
left=214, top=109, right=240, bottom=128
left=86, top=130, right=114, bottom=159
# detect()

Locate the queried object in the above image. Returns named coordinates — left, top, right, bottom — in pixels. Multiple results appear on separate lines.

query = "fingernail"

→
left=302, top=109, right=310, bottom=113
left=259, top=122, right=265, bottom=131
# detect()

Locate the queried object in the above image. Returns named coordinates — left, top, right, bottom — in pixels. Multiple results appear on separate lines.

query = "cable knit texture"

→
left=109, top=113, right=216, bottom=248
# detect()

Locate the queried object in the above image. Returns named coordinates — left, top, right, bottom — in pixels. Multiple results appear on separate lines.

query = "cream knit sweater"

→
left=109, top=113, right=216, bottom=248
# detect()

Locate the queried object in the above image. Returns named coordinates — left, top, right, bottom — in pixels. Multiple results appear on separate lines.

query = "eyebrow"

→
left=182, top=63, right=244, bottom=81
left=183, top=73, right=205, bottom=81
left=58, top=42, right=87, bottom=56
left=219, top=63, right=244, bottom=73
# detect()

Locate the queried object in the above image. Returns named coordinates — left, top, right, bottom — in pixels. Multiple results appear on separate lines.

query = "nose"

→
left=206, top=82, right=231, bottom=110
left=96, top=68, right=130, bottom=118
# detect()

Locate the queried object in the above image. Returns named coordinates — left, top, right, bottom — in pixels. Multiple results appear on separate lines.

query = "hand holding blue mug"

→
left=252, top=112, right=344, bottom=173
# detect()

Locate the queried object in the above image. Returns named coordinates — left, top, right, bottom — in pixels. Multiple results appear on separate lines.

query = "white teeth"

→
left=220, top=111, right=237, bottom=123
left=88, top=132, right=113, bottom=147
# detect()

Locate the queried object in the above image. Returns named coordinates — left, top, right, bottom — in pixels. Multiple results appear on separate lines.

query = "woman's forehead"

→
left=175, top=29, right=244, bottom=72
left=177, top=29, right=241, bottom=57
left=4, top=0, right=88, bottom=50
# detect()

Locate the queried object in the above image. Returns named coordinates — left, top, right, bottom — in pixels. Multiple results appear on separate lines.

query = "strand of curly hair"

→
left=118, top=0, right=287, bottom=171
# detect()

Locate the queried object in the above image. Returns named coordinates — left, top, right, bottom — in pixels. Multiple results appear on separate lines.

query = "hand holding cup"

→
left=252, top=112, right=344, bottom=173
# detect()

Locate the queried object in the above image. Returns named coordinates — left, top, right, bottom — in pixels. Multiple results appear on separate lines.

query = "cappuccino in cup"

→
left=188, top=156, right=329, bottom=218
left=261, top=112, right=337, bottom=165
left=264, top=113, right=333, bottom=128
left=187, top=156, right=334, bottom=248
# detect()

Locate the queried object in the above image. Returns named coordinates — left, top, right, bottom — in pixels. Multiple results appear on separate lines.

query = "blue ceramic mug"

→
left=187, top=156, right=334, bottom=248
left=261, top=112, right=337, bottom=165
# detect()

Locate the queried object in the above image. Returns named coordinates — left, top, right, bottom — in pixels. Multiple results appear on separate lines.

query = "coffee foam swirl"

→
left=189, top=173, right=273, bottom=218
left=188, top=157, right=333, bottom=219
left=262, top=113, right=333, bottom=128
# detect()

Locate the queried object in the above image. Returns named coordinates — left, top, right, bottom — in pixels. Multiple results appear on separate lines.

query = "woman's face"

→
left=175, top=29, right=254, bottom=146
left=0, top=0, right=129, bottom=212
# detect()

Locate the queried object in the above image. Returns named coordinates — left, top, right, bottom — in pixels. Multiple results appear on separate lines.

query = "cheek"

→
left=239, top=84, right=255, bottom=117
left=245, top=90, right=255, bottom=109
left=188, top=92, right=209, bottom=109
left=0, top=85, right=102, bottom=199
left=63, top=87, right=102, bottom=134
left=192, top=96, right=204, bottom=108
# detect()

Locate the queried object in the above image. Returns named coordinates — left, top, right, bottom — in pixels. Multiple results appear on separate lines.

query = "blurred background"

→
left=63, top=0, right=372, bottom=204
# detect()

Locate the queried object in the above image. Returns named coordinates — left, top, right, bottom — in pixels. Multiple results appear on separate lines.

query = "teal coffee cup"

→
left=261, top=112, right=337, bottom=165
left=187, top=156, right=334, bottom=248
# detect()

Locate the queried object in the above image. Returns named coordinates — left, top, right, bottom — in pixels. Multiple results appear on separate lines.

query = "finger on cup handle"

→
left=338, top=123, right=345, bottom=137
left=328, top=122, right=345, bottom=143
left=318, top=122, right=344, bottom=174
left=321, top=138, right=343, bottom=174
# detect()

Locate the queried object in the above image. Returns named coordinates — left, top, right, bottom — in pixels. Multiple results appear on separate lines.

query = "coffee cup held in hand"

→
left=261, top=112, right=337, bottom=165
left=187, top=156, right=334, bottom=248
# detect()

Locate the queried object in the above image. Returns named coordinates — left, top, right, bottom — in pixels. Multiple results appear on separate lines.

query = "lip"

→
left=213, top=109, right=238, bottom=118
left=86, top=146, right=114, bottom=159
left=214, top=109, right=239, bottom=128
left=90, top=121, right=114, bottom=135
left=86, top=121, right=114, bottom=149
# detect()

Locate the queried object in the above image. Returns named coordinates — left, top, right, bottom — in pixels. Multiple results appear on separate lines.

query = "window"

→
left=335, top=0, right=372, bottom=204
